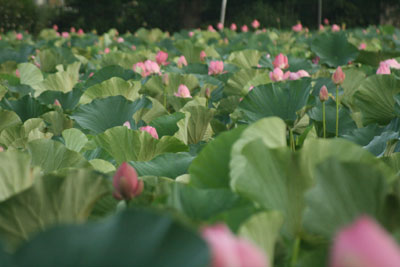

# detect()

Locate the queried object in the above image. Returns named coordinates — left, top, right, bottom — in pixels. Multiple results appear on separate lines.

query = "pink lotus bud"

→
left=177, top=55, right=188, bottom=68
left=269, top=68, right=285, bottom=82
left=53, top=24, right=58, bottom=31
left=266, top=54, right=270, bottom=59
left=104, top=47, right=110, bottom=54
left=382, top=59, right=400, bottom=69
left=117, top=37, right=124, bottom=43
left=62, top=32, right=69, bottom=38
left=283, top=71, right=291, bottom=80
left=144, top=60, right=160, bottom=75
left=230, top=23, right=237, bottom=31
left=156, top=51, right=169, bottom=66
left=289, top=70, right=310, bottom=80
left=200, top=50, right=207, bottom=61
left=249, top=85, right=254, bottom=92
left=162, top=73, right=169, bottom=85
left=16, top=33, right=23, bottom=40
left=241, top=25, right=249, bottom=32
left=113, top=162, right=144, bottom=201
left=330, top=216, right=400, bottom=267
left=131, top=45, right=136, bottom=50
left=188, top=31, right=194, bottom=37
left=70, top=27, right=76, bottom=33
left=251, top=19, right=260, bottom=29
left=292, top=23, right=303, bottom=32
left=54, top=99, right=61, bottom=106
left=77, top=29, right=84, bottom=35
left=205, top=88, right=211, bottom=98
left=319, top=85, right=329, bottom=102
left=358, top=43, right=366, bottom=50
left=324, top=18, right=329, bottom=25
left=273, top=53, right=289, bottom=69
left=313, top=56, right=320, bottom=64
left=0, top=146, right=3, bottom=152
left=123, top=121, right=131, bottom=129
left=208, top=25, right=216, bottom=32
left=208, top=60, right=224, bottom=75
left=319, top=24, right=325, bottom=31
left=175, top=84, right=192, bottom=98
left=202, top=224, right=268, bottom=267
left=15, top=69, right=20, bottom=78
left=332, top=24, right=341, bottom=32
left=89, top=72, right=94, bottom=78
left=332, top=66, right=345, bottom=85
left=217, top=22, right=224, bottom=30
left=140, top=126, right=159, bottom=139
left=133, top=62, right=147, bottom=77
left=376, top=63, right=391, bottom=75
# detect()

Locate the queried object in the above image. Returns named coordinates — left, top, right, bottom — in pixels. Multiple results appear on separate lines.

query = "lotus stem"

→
left=289, top=128, right=296, bottom=152
left=290, top=236, right=301, bottom=267
left=322, top=102, right=326, bottom=138
left=335, top=85, right=339, bottom=137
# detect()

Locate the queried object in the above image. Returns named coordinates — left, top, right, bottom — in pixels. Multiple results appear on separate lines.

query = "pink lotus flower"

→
left=208, top=25, right=216, bottom=32
left=53, top=24, right=58, bottom=31
left=382, top=59, right=400, bottom=69
left=324, top=18, right=330, bottom=25
left=0, top=146, right=3, bottom=152
left=319, top=85, right=329, bottom=102
left=156, top=51, right=169, bottom=66
left=230, top=23, right=237, bottom=31
left=104, top=47, right=111, bottom=54
left=217, top=22, right=224, bottom=30
left=273, top=53, right=289, bottom=69
left=144, top=60, right=161, bottom=75
left=241, top=25, right=249, bottom=32
left=62, top=32, right=69, bottom=38
left=89, top=72, right=94, bottom=78
left=131, top=45, right=136, bottom=50
left=269, top=68, right=285, bottom=82
left=376, top=63, right=391, bottom=75
left=252, top=19, right=260, bottom=29
left=77, top=29, right=84, bottom=35
left=332, top=24, right=341, bottom=32
left=202, top=224, right=268, bottom=267
left=358, top=43, right=366, bottom=50
left=188, top=31, right=194, bottom=37
left=332, top=66, right=345, bottom=85
left=175, top=84, right=192, bottom=98
left=292, top=23, right=303, bottom=32
left=289, top=70, right=310, bottom=80
left=208, top=60, right=224, bottom=75
left=200, top=50, right=207, bottom=61
left=140, top=126, right=159, bottom=139
left=16, top=33, right=23, bottom=40
left=113, top=162, right=144, bottom=201
left=330, top=216, right=400, bottom=267
left=54, top=99, right=61, bottom=107
left=177, top=55, right=188, bottom=68
left=319, top=24, right=325, bottom=31
left=123, top=121, right=131, bottom=129
left=133, top=62, right=146, bottom=76
left=117, top=37, right=124, bottom=43
left=70, top=27, right=76, bottom=33
left=15, top=69, right=20, bottom=78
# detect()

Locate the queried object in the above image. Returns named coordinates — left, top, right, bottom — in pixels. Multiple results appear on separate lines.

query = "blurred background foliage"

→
left=1, top=0, right=400, bottom=34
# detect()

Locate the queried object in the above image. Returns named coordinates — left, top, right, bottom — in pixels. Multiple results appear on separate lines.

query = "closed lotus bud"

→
left=175, top=84, right=192, bottom=98
left=77, top=29, right=84, bottom=35
left=251, top=19, right=260, bottom=29
left=207, top=25, right=216, bottom=32
left=139, top=126, right=159, bottom=139
left=117, top=37, right=124, bottom=43
left=332, top=66, right=345, bottom=85
left=292, top=23, right=303, bottom=32
left=188, top=31, right=194, bottom=37
left=104, top=47, right=110, bottom=54
left=144, top=60, right=160, bottom=75
left=230, top=23, right=237, bottom=31
left=205, top=88, right=211, bottom=98
left=200, top=50, right=207, bottom=61
left=0, top=146, right=3, bottom=152
left=70, top=27, right=76, bottom=33
left=324, top=18, right=329, bottom=25
left=217, top=22, right=224, bottom=31
left=273, top=53, right=289, bottom=69
left=208, top=60, right=224, bottom=75
left=54, top=99, right=61, bottom=107
left=156, top=51, right=169, bottom=66
left=177, top=55, right=188, bottom=68
left=16, top=33, right=23, bottom=40
left=53, top=24, right=58, bottom=31
left=319, top=85, right=329, bottom=102
left=269, top=68, right=285, bottom=82
left=123, top=121, right=131, bottom=129
left=241, top=25, right=248, bottom=32
left=62, top=32, right=69, bottom=38
left=15, top=69, right=20, bottom=78
left=332, top=24, right=341, bottom=32
left=358, top=43, right=366, bottom=50
left=113, top=162, right=144, bottom=201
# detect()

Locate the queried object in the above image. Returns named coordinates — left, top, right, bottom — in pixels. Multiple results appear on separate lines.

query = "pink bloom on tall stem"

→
left=332, top=24, right=341, bottom=32
left=139, top=126, right=159, bottom=139
left=319, top=24, right=325, bottom=30
left=104, top=47, right=111, bottom=54
left=208, top=61, right=224, bottom=75
left=200, top=50, right=207, bottom=61
left=319, top=85, right=329, bottom=102
left=358, top=43, right=366, bottom=50
left=62, top=32, right=69, bottom=38
left=252, top=19, right=260, bottom=29
left=208, top=25, right=216, bottom=32
left=16, top=33, right=23, bottom=40
left=123, top=121, right=131, bottom=129
left=292, top=23, right=303, bottom=32
left=70, top=27, right=76, bottom=33
left=89, top=72, right=94, bottom=78
left=156, top=51, right=169, bottom=66
left=188, top=31, right=194, bottom=37
left=241, top=25, right=249, bottom=32
left=144, top=60, right=161, bottom=75
left=332, top=66, right=345, bottom=85
left=53, top=24, right=58, bottom=31
left=217, top=22, right=224, bottom=30
left=230, top=23, right=237, bottom=31
left=330, top=216, right=400, bottom=267
left=77, top=29, right=84, bottom=35
left=177, top=55, right=188, bottom=68
left=202, top=224, right=268, bottom=267
left=15, top=69, right=20, bottom=78
left=175, top=84, right=192, bottom=98
left=54, top=99, right=61, bottom=107
left=117, top=37, right=124, bottom=43
left=273, top=53, right=289, bottom=69
left=113, top=162, right=144, bottom=201
left=324, top=18, right=330, bottom=25
left=376, top=63, right=391, bottom=75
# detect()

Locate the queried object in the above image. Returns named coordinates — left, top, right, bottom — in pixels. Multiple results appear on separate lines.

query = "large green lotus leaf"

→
left=62, top=128, right=88, bottom=153
left=341, top=69, right=366, bottom=108
left=189, top=126, right=246, bottom=189
left=17, top=63, right=43, bottom=87
left=27, top=139, right=91, bottom=174
left=0, top=84, right=6, bottom=101
left=230, top=139, right=311, bottom=237
left=174, top=39, right=205, bottom=63
left=237, top=78, right=312, bottom=125
left=41, top=110, right=73, bottom=136
left=0, top=169, right=111, bottom=250
left=0, top=44, right=35, bottom=65
left=80, top=77, right=141, bottom=104
left=133, top=97, right=168, bottom=124
left=227, top=49, right=262, bottom=68
left=238, top=211, right=284, bottom=267
left=355, top=50, right=400, bottom=67
left=129, top=152, right=194, bottom=179
left=95, top=126, right=188, bottom=164
left=89, top=159, right=116, bottom=173
left=84, top=65, right=139, bottom=88
left=149, top=112, right=185, bottom=137
left=174, top=105, right=214, bottom=145
left=311, top=32, right=359, bottom=67
left=354, top=74, right=400, bottom=125
left=38, top=48, right=79, bottom=73
left=0, top=151, right=40, bottom=203
left=32, top=62, right=81, bottom=97
left=303, top=160, right=386, bottom=238
left=0, top=109, right=21, bottom=132
left=224, top=68, right=270, bottom=96
left=36, top=88, right=83, bottom=111
left=14, top=208, right=209, bottom=267
left=72, top=96, right=150, bottom=134
left=100, top=51, right=145, bottom=69
left=0, top=95, right=51, bottom=122
left=168, top=182, right=239, bottom=221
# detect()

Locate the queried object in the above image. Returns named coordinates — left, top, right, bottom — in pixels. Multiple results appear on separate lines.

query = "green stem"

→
left=163, top=87, right=167, bottom=109
left=290, top=236, right=301, bottom=267
left=335, top=85, right=339, bottom=137
left=289, top=128, right=296, bottom=152
left=322, top=102, right=326, bottom=138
